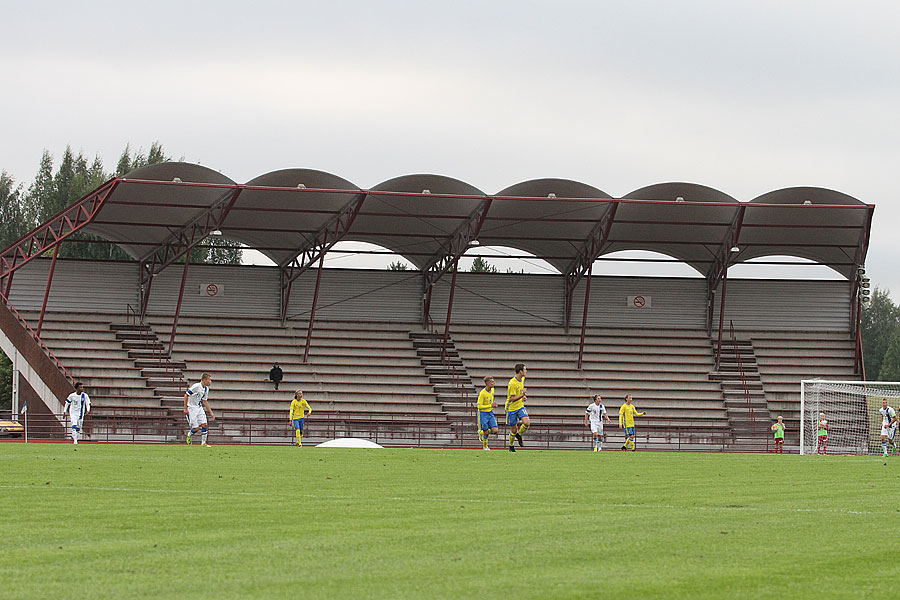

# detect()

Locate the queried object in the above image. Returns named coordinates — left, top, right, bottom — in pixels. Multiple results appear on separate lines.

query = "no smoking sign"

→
left=627, top=295, right=651, bottom=308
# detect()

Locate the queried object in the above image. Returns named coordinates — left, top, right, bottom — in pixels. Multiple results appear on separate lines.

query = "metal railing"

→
left=0, top=297, right=74, bottom=384
left=729, top=320, right=755, bottom=430
left=0, top=409, right=783, bottom=452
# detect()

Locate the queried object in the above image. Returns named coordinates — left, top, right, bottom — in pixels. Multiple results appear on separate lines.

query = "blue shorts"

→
left=507, top=407, right=528, bottom=426
left=292, top=418, right=305, bottom=431
left=479, top=411, right=498, bottom=431
left=625, top=426, right=636, bottom=437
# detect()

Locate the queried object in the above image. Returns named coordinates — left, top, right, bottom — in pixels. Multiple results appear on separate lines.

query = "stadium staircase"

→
left=409, top=329, right=476, bottom=418
left=708, top=332, right=769, bottom=451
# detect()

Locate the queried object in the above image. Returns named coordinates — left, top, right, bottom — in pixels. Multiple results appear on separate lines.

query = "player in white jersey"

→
left=64, top=382, right=91, bottom=444
left=879, top=398, right=897, bottom=457
left=184, top=373, right=215, bottom=446
left=584, top=394, right=611, bottom=452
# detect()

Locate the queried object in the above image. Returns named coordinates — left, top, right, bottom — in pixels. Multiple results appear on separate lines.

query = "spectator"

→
left=268, top=363, right=283, bottom=390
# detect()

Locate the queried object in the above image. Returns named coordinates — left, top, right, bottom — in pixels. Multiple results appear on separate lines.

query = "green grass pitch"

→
left=1, top=443, right=896, bottom=600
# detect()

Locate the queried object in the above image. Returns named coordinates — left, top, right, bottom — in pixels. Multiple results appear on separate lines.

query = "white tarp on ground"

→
left=316, top=438, right=383, bottom=448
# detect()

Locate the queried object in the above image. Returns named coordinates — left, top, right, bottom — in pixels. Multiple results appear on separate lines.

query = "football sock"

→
left=597, top=438, right=602, bottom=451
left=518, top=423, right=529, bottom=436
left=72, top=428, right=78, bottom=443
left=296, top=430, right=303, bottom=445
left=883, top=441, right=888, bottom=454
left=201, top=427, right=208, bottom=444
left=482, top=436, right=489, bottom=449
left=509, top=432, right=516, bottom=447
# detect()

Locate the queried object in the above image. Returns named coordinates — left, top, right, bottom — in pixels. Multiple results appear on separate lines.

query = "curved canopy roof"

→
left=61, top=163, right=872, bottom=281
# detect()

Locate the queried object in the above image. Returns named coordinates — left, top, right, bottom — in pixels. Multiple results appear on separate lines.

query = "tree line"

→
left=0, top=142, right=242, bottom=263
left=1, top=143, right=243, bottom=410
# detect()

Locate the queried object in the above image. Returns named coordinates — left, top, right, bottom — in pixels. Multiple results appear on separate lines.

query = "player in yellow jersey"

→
left=618, top=394, right=645, bottom=451
left=506, top=363, right=529, bottom=452
left=476, top=376, right=499, bottom=450
left=289, top=390, right=312, bottom=446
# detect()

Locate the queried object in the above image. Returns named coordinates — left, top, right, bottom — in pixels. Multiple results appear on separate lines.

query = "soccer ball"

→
left=771, top=424, right=778, bottom=431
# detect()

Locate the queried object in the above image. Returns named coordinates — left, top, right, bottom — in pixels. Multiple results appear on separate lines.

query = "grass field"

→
left=1, top=443, right=897, bottom=600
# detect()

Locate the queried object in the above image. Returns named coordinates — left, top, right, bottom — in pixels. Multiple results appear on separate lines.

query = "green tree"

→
left=878, top=331, right=900, bottom=381
left=12, top=143, right=242, bottom=265
left=0, top=171, right=26, bottom=249
left=0, top=355, right=10, bottom=411
left=861, top=287, right=900, bottom=380
left=470, top=256, right=498, bottom=273
left=388, top=261, right=408, bottom=270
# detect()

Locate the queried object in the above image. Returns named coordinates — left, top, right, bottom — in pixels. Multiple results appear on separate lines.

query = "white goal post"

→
left=800, top=380, right=900, bottom=455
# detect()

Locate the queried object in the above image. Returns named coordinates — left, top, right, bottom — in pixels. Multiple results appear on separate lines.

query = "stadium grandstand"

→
left=0, top=162, right=873, bottom=450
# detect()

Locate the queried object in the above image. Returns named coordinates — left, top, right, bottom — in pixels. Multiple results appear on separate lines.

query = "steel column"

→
left=281, top=192, right=367, bottom=323
left=36, top=245, right=60, bottom=337
left=2, top=253, right=17, bottom=298
left=576, top=262, right=593, bottom=370
left=421, top=198, right=492, bottom=328
left=303, top=253, right=326, bottom=363
left=440, top=260, right=459, bottom=363
left=564, top=201, right=618, bottom=332
left=168, top=255, right=191, bottom=357
left=715, top=270, right=728, bottom=370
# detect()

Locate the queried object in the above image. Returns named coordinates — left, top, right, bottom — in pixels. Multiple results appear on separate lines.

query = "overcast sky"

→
left=2, top=1, right=898, bottom=292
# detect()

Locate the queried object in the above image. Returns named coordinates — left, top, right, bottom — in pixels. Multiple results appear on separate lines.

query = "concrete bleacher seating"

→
left=15, top=305, right=857, bottom=449
left=146, top=316, right=443, bottom=415
left=450, top=324, right=731, bottom=449
left=745, top=330, right=857, bottom=421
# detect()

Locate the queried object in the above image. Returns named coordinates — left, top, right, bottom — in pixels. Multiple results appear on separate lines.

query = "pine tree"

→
left=470, top=256, right=499, bottom=273
left=861, top=287, right=900, bottom=380
left=0, top=171, right=26, bottom=249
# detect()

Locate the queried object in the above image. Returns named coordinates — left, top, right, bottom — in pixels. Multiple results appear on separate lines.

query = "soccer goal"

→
left=800, top=380, right=900, bottom=455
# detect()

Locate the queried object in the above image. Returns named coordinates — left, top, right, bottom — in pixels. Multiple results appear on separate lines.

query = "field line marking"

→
left=0, top=485, right=880, bottom=515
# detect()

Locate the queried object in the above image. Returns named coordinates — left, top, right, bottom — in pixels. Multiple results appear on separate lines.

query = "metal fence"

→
left=0, top=409, right=784, bottom=451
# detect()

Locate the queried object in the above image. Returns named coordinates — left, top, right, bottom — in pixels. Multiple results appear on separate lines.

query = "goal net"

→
left=800, top=380, right=900, bottom=455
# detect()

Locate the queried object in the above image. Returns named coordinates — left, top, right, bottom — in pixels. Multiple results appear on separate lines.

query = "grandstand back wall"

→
left=8, top=259, right=851, bottom=331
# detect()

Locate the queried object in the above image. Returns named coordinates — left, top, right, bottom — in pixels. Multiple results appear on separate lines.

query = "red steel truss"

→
left=139, top=187, right=243, bottom=321
left=0, top=179, right=119, bottom=296
left=279, top=192, right=367, bottom=324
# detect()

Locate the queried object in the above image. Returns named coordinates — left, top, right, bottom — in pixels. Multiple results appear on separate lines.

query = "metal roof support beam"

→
left=35, top=245, right=60, bottom=337
left=421, top=198, right=493, bottom=328
left=714, top=270, right=728, bottom=370
left=706, top=205, right=745, bottom=336
left=576, top=262, right=593, bottom=369
left=279, top=193, right=367, bottom=324
left=168, top=253, right=191, bottom=357
left=302, top=253, right=326, bottom=363
left=440, top=260, right=459, bottom=364
left=564, top=201, right=618, bottom=332
left=139, top=186, right=243, bottom=321
left=0, top=179, right=120, bottom=293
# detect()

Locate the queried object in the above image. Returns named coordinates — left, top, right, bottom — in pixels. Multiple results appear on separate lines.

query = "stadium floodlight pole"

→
left=302, top=252, right=326, bottom=363
left=563, top=201, right=618, bottom=333
left=35, top=244, right=60, bottom=337
left=138, top=186, right=244, bottom=321
left=848, top=204, right=875, bottom=334
left=421, top=198, right=493, bottom=328
left=279, top=192, right=368, bottom=324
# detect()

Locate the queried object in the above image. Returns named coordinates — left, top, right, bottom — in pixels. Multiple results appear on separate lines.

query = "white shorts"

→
left=590, top=421, right=603, bottom=435
left=68, top=412, right=84, bottom=431
left=187, top=406, right=208, bottom=429
left=882, top=425, right=897, bottom=439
